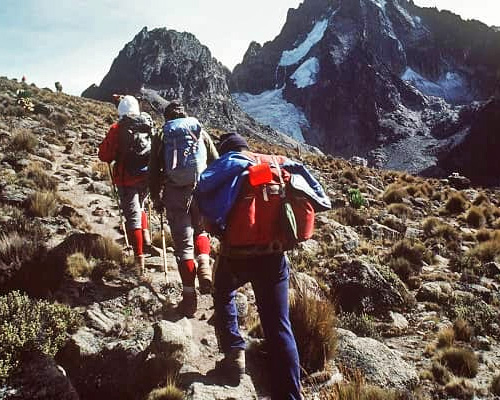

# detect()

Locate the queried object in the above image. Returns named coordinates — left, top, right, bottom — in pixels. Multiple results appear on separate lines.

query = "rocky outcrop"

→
left=335, top=328, right=419, bottom=391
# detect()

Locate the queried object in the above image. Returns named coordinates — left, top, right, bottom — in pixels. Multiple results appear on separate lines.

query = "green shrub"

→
left=348, top=188, right=365, bottom=209
left=0, top=291, right=81, bottom=381
left=290, top=291, right=337, bottom=373
left=448, top=294, right=497, bottom=336
left=338, top=312, right=380, bottom=339
left=440, top=347, right=479, bottom=378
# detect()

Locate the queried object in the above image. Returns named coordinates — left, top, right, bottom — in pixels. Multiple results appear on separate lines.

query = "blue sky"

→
left=1, top=0, right=499, bottom=96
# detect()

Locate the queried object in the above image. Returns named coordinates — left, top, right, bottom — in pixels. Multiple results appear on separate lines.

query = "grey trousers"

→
left=117, top=182, right=148, bottom=231
left=161, top=184, right=195, bottom=261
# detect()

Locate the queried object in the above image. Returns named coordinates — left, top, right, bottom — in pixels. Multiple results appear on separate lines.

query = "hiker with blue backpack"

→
left=195, top=132, right=331, bottom=399
left=98, top=95, right=154, bottom=274
left=149, top=100, right=218, bottom=317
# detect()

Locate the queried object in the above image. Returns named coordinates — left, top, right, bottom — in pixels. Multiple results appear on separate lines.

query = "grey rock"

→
left=328, top=220, right=359, bottom=252
left=335, top=329, right=419, bottom=391
left=292, top=271, right=322, bottom=300
left=362, top=222, right=401, bottom=241
left=416, top=282, right=451, bottom=303
left=328, top=259, right=407, bottom=314
left=235, top=292, right=249, bottom=319
left=187, top=375, right=257, bottom=400
left=88, top=181, right=110, bottom=195
left=389, top=311, right=409, bottom=332
left=483, top=262, right=500, bottom=278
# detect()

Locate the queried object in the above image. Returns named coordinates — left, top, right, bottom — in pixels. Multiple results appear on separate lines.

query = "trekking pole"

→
left=107, top=163, right=133, bottom=255
left=160, top=211, right=169, bottom=282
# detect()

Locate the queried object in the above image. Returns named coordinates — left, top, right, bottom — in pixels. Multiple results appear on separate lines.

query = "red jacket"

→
left=98, top=123, right=147, bottom=187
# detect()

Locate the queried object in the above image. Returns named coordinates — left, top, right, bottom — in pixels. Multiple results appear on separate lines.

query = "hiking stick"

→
left=160, top=211, right=168, bottom=282
left=107, top=163, right=133, bottom=255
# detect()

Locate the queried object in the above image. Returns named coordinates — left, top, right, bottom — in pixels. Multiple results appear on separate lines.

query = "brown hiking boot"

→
left=178, top=287, right=197, bottom=318
left=197, top=254, right=212, bottom=294
left=215, top=349, right=246, bottom=385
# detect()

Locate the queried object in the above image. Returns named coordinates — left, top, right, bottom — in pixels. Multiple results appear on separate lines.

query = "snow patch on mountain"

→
left=291, top=57, right=320, bottom=88
left=279, top=19, right=328, bottom=67
left=393, top=0, right=416, bottom=27
left=232, top=89, right=308, bottom=142
left=401, top=68, right=469, bottom=103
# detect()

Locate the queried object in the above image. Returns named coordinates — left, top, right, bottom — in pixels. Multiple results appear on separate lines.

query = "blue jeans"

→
left=214, top=253, right=301, bottom=400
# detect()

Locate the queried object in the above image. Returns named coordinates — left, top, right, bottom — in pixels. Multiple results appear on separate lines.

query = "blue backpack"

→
left=163, top=117, right=207, bottom=186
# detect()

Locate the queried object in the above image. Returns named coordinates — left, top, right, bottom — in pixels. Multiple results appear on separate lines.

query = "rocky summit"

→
left=231, top=0, right=500, bottom=184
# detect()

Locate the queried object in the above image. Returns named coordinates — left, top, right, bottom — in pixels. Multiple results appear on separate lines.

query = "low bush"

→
left=66, top=252, right=92, bottom=278
left=290, top=291, right=337, bottom=373
left=439, top=347, right=479, bottom=378
left=0, top=291, right=81, bottom=381
left=337, top=312, right=380, bottom=339
left=347, top=188, right=365, bottom=209
left=448, top=294, right=497, bottom=336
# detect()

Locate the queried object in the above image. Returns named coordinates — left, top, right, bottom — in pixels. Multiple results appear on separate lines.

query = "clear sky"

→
left=1, top=0, right=498, bottom=96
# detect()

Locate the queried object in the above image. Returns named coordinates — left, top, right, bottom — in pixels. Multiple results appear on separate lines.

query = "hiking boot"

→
left=178, top=287, right=197, bottom=317
left=135, top=254, right=145, bottom=275
left=197, top=254, right=212, bottom=294
left=215, top=349, right=245, bottom=385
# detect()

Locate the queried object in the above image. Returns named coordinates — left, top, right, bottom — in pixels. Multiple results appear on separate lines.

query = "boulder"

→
left=334, top=329, right=419, bottom=391
left=187, top=375, right=257, bottom=400
left=328, top=260, right=407, bottom=314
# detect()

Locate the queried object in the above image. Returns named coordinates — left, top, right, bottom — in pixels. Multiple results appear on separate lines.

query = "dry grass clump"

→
left=491, top=374, right=500, bottom=396
left=465, top=206, right=486, bottom=228
left=145, top=380, right=184, bottom=400
left=49, top=111, right=69, bottom=133
left=422, top=217, right=459, bottom=242
left=453, top=319, right=473, bottom=342
left=152, top=230, right=174, bottom=249
left=320, top=370, right=406, bottom=400
left=66, top=252, right=92, bottom=278
left=341, top=168, right=359, bottom=183
left=382, top=184, right=407, bottom=204
left=439, top=347, right=478, bottom=378
left=444, top=192, right=468, bottom=214
left=91, top=161, right=110, bottom=181
left=25, top=164, right=58, bottom=191
left=444, top=379, right=475, bottom=399
left=436, top=327, right=455, bottom=348
left=337, top=312, right=380, bottom=339
left=472, top=192, right=490, bottom=206
left=467, top=235, right=500, bottom=263
left=430, top=362, right=452, bottom=385
left=333, top=207, right=368, bottom=227
left=476, top=229, right=492, bottom=242
left=387, top=203, right=412, bottom=218
left=417, top=182, right=434, bottom=198
left=10, top=128, right=37, bottom=153
left=289, top=291, right=337, bottom=373
left=388, top=239, right=432, bottom=281
left=28, top=191, right=58, bottom=217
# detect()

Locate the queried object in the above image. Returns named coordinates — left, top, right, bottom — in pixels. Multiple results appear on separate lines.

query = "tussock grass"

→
left=25, top=164, right=58, bottom=191
left=472, top=192, right=490, bottom=206
left=66, top=252, right=92, bottom=278
left=467, top=236, right=500, bottom=263
left=445, top=192, right=468, bottom=214
left=333, top=207, right=368, bottom=227
left=422, top=217, right=459, bottom=242
left=465, top=206, right=486, bottom=228
left=439, top=347, right=478, bottom=378
left=337, top=312, right=379, bottom=339
left=431, top=362, right=451, bottom=385
left=476, top=229, right=492, bottom=242
left=146, top=385, right=184, bottom=400
left=290, top=291, right=337, bottom=373
left=388, top=239, right=432, bottom=281
left=436, top=327, right=455, bottom=348
left=453, top=319, right=473, bottom=342
left=10, top=128, right=37, bottom=153
left=382, top=184, right=407, bottom=204
left=91, top=161, right=110, bottom=181
left=444, top=379, right=475, bottom=399
left=321, top=370, right=406, bottom=400
left=388, top=203, right=412, bottom=218
left=28, top=191, right=58, bottom=217
left=152, top=230, right=174, bottom=249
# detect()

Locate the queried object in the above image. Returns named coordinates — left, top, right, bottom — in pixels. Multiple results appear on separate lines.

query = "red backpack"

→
left=223, top=153, right=315, bottom=254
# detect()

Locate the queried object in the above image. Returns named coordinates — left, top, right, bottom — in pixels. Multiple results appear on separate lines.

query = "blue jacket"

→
left=195, top=151, right=331, bottom=229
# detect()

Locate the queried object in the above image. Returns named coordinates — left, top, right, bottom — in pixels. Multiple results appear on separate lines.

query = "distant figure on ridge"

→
left=149, top=100, right=218, bottom=317
left=98, top=95, right=154, bottom=273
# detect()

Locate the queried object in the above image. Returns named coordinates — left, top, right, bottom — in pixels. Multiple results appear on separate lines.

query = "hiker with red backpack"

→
left=195, top=133, right=331, bottom=399
left=149, top=100, right=218, bottom=317
left=98, top=95, right=154, bottom=273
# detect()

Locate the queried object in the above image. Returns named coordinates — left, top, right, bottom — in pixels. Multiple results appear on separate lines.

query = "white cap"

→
left=117, top=95, right=140, bottom=118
